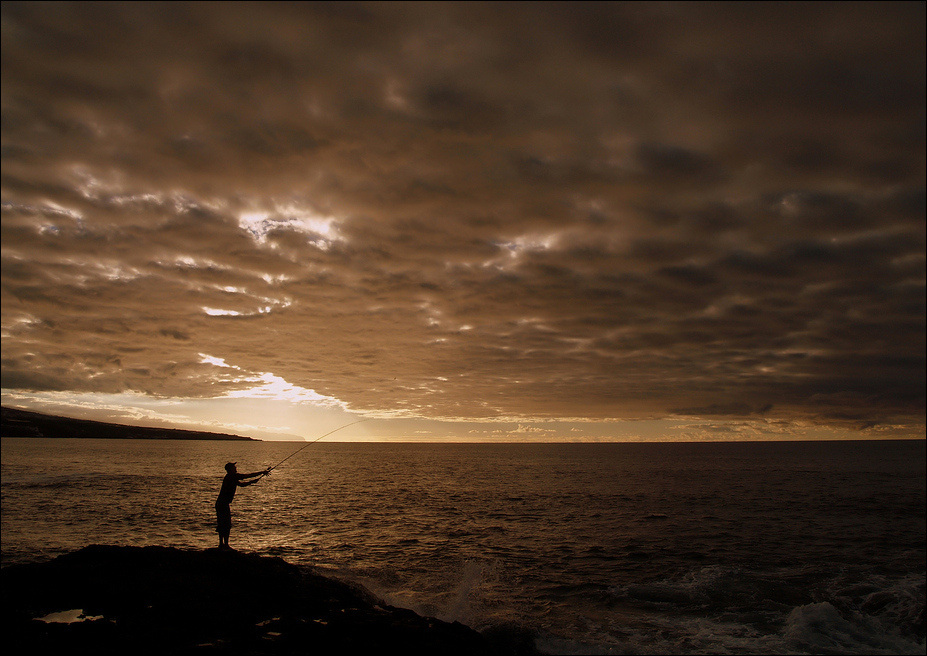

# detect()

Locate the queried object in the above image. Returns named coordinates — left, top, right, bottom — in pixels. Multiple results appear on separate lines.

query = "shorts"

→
left=215, top=500, right=231, bottom=534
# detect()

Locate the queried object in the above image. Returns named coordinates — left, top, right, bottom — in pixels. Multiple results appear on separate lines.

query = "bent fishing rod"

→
left=261, top=418, right=370, bottom=477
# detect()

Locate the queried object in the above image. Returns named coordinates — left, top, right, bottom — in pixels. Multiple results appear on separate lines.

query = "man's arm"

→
left=236, top=469, right=270, bottom=483
left=238, top=470, right=268, bottom=479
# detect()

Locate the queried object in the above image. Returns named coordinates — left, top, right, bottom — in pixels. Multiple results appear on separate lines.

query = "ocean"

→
left=1, top=438, right=924, bottom=655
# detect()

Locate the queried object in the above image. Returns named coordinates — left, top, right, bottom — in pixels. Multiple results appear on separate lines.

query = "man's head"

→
left=225, top=462, right=237, bottom=473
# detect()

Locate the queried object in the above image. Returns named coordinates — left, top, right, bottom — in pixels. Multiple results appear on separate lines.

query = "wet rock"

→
left=2, top=545, right=496, bottom=654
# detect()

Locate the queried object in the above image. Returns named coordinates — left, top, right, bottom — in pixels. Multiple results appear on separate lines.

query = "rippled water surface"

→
left=2, top=438, right=924, bottom=654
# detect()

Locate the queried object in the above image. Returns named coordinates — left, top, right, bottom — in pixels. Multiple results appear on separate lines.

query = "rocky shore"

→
left=2, top=545, right=530, bottom=654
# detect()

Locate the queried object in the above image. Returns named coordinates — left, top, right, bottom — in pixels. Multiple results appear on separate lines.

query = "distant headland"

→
left=1, top=406, right=258, bottom=441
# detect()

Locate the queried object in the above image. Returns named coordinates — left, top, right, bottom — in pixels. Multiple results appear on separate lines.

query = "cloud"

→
left=2, top=2, right=924, bottom=432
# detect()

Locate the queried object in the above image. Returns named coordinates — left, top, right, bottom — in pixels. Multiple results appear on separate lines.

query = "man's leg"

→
left=216, top=502, right=232, bottom=547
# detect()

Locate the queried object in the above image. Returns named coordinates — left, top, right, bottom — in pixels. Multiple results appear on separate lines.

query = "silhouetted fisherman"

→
left=215, top=462, right=269, bottom=549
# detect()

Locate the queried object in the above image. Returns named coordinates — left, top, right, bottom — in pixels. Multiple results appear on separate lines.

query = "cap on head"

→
left=225, top=462, right=237, bottom=472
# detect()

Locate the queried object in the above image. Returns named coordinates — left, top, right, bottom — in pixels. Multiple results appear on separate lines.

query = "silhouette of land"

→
left=1, top=407, right=257, bottom=441
left=2, top=545, right=515, bottom=654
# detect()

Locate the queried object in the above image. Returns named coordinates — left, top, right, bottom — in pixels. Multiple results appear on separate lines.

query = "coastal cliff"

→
left=1, top=407, right=256, bottom=440
left=1, top=545, right=518, bottom=654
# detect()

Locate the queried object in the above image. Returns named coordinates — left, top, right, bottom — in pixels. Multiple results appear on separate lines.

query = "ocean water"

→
left=1, top=438, right=924, bottom=655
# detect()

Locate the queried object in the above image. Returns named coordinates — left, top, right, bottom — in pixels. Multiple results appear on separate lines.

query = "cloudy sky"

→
left=2, top=2, right=924, bottom=441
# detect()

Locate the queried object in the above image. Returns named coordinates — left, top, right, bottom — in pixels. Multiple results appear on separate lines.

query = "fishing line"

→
left=262, top=418, right=370, bottom=476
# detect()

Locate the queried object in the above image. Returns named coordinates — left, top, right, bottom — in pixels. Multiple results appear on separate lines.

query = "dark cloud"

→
left=1, top=2, right=924, bottom=431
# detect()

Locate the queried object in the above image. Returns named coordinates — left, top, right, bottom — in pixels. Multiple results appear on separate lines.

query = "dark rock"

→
left=2, top=545, right=497, bottom=654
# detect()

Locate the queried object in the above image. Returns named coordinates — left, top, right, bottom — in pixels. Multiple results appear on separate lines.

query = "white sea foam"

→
left=784, top=601, right=924, bottom=655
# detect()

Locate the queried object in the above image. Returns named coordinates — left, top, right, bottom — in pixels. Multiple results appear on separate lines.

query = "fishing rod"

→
left=261, top=418, right=370, bottom=477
